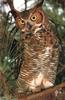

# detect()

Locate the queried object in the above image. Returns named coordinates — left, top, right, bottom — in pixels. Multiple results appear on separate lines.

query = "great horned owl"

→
left=16, top=6, right=59, bottom=94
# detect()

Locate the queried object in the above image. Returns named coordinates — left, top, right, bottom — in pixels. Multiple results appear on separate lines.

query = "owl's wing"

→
left=48, top=45, right=59, bottom=84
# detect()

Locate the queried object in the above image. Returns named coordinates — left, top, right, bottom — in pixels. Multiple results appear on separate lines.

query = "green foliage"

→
left=43, top=0, right=65, bottom=41
left=0, top=11, right=22, bottom=97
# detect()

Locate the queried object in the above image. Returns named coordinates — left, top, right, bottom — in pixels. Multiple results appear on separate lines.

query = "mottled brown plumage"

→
left=16, top=7, right=59, bottom=95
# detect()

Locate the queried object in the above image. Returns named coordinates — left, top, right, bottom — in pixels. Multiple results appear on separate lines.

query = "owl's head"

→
left=16, top=7, right=49, bottom=35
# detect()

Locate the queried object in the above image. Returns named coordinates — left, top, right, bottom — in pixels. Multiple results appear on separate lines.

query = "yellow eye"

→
left=31, top=15, right=37, bottom=21
left=20, top=18, right=25, bottom=25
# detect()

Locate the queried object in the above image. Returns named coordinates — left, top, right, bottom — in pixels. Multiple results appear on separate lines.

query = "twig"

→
left=25, top=0, right=27, bottom=11
left=0, top=70, right=8, bottom=95
left=0, top=70, right=12, bottom=99
left=7, top=0, right=21, bottom=19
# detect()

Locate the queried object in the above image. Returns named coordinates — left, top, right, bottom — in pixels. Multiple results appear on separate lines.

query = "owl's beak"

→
left=21, top=22, right=32, bottom=33
left=21, top=29, right=26, bottom=33
left=27, top=22, right=32, bottom=30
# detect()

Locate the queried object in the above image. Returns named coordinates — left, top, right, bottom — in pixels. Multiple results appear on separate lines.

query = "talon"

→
left=43, top=79, right=54, bottom=88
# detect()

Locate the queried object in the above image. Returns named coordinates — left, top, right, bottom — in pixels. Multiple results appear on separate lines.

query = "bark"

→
left=16, top=82, right=65, bottom=100
left=0, top=70, right=9, bottom=96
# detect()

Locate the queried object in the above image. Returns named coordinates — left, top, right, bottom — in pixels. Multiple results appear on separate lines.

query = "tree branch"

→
left=16, top=82, right=65, bottom=100
left=0, top=70, right=8, bottom=96
left=7, top=0, right=21, bottom=19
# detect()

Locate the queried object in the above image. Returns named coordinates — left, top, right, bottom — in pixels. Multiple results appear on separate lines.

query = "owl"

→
left=15, top=6, right=60, bottom=95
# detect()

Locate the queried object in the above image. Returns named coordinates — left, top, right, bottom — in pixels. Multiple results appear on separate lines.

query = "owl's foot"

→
left=43, top=79, right=54, bottom=88
left=30, top=86, right=41, bottom=93
left=29, top=80, right=41, bottom=93
left=29, top=73, right=43, bottom=93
